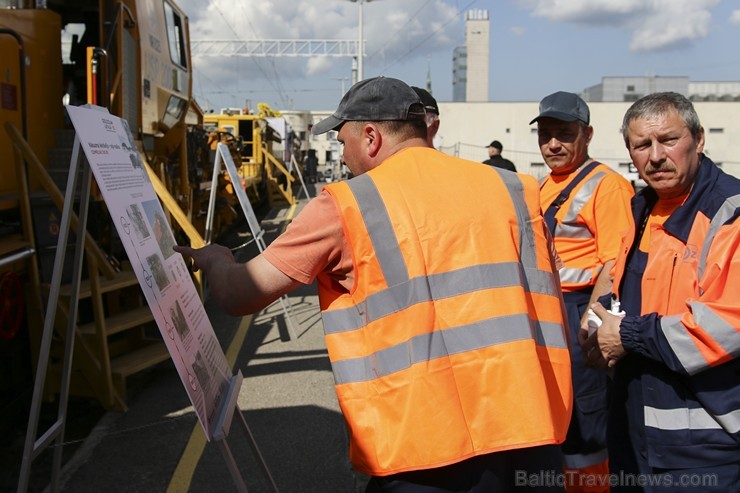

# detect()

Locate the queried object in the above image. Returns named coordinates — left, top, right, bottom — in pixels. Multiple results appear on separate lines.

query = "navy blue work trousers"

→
left=365, top=445, right=566, bottom=492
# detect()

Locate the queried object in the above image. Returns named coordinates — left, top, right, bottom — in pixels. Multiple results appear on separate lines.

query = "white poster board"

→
left=65, top=105, right=232, bottom=440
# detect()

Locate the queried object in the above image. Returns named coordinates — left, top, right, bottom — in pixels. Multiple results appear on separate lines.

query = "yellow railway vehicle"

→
left=0, top=0, right=296, bottom=417
left=204, top=106, right=299, bottom=215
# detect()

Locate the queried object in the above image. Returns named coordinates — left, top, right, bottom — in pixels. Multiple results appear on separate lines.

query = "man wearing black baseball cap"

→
left=177, top=77, right=571, bottom=492
left=411, top=86, right=440, bottom=148
left=532, top=91, right=634, bottom=493
left=483, top=140, right=516, bottom=172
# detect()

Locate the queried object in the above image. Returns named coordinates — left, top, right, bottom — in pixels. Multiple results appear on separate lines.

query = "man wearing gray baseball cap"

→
left=311, top=77, right=426, bottom=135
left=177, top=77, right=571, bottom=492
left=532, top=91, right=634, bottom=492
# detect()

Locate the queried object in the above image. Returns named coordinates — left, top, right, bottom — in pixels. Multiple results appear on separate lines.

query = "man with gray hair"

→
left=582, top=92, right=740, bottom=492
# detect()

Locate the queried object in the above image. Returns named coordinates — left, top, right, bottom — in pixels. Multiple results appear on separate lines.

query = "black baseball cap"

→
left=530, top=91, right=590, bottom=125
left=312, top=77, right=425, bottom=135
left=487, top=140, right=503, bottom=150
left=411, top=86, right=439, bottom=115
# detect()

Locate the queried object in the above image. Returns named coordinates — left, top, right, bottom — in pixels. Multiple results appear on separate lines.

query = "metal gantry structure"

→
left=190, top=39, right=359, bottom=58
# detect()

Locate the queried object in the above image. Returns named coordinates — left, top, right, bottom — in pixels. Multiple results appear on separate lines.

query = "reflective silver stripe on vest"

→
left=322, top=262, right=558, bottom=334
left=698, top=194, right=740, bottom=283
left=331, top=315, right=568, bottom=385
left=562, top=449, right=608, bottom=469
left=348, top=174, right=410, bottom=287
left=496, top=170, right=538, bottom=269
left=661, top=301, right=740, bottom=375
left=554, top=170, right=606, bottom=240
left=644, top=406, right=740, bottom=434
left=558, top=266, right=595, bottom=285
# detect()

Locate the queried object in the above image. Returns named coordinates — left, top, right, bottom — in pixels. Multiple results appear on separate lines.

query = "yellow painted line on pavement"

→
left=166, top=313, right=252, bottom=493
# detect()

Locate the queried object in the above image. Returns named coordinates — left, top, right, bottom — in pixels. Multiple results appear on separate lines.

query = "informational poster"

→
left=66, top=105, right=232, bottom=440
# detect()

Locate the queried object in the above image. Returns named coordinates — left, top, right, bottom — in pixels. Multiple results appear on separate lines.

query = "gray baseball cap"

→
left=530, top=91, right=590, bottom=125
left=311, top=77, right=425, bottom=135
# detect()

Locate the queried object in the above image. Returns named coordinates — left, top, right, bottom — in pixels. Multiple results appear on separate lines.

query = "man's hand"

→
left=579, top=303, right=626, bottom=368
left=173, top=244, right=235, bottom=273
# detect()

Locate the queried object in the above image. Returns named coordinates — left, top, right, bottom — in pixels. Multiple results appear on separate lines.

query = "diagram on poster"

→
left=65, top=105, right=232, bottom=440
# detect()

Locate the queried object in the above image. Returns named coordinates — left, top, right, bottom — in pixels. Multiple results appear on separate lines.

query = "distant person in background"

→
left=483, top=140, right=517, bottom=171
left=411, top=86, right=441, bottom=148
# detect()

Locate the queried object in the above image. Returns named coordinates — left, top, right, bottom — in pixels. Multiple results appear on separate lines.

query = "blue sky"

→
left=177, top=0, right=740, bottom=112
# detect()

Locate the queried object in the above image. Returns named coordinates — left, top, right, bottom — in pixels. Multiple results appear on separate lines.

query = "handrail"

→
left=262, top=144, right=296, bottom=205
left=104, top=2, right=136, bottom=53
left=143, top=161, right=205, bottom=249
left=143, top=159, right=203, bottom=293
left=87, top=47, right=110, bottom=108
left=262, top=143, right=295, bottom=181
left=101, top=2, right=136, bottom=113
left=4, top=122, right=116, bottom=280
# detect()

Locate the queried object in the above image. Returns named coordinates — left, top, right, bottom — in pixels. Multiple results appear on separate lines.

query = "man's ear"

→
left=364, top=123, right=382, bottom=158
left=429, top=119, right=440, bottom=141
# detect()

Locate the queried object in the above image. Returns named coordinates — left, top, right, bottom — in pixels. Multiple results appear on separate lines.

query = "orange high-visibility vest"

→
left=540, top=163, right=633, bottom=292
left=319, top=148, right=572, bottom=476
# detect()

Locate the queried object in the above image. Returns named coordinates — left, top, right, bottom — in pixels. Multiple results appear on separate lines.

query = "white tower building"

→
left=453, top=9, right=489, bottom=102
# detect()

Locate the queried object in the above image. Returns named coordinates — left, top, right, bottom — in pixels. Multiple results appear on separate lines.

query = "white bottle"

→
left=586, top=308, right=602, bottom=336
left=587, top=299, right=626, bottom=336
left=610, top=299, right=626, bottom=318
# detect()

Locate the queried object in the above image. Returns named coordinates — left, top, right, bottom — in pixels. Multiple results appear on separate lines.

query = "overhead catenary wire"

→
left=379, top=0, right=477, bottom=73
left=366, top=0, right=434, bottom=61
left=207, top=0, right=291, bottom=107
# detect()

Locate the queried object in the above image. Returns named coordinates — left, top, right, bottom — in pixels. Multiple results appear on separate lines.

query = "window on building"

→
left=626, top=85, right=635, bottom=92
left=531, top=162, right=545, bottom=167
left=708, top=128, right=724, bottom=133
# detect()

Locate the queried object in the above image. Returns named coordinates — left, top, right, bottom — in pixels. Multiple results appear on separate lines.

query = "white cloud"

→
left=306, top=56, right=332, bottom=76
left=518, top=0, right=720, bottom=51
left=183, top=0, right=458, bottom=70
left=731, top=10, right=740, bottom=26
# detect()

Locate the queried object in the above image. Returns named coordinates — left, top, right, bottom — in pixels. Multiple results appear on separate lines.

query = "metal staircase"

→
left=9, top=122, right=169, bottom=412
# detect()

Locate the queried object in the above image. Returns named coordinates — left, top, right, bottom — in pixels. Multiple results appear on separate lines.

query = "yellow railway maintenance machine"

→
left=204, top=105, right=299, bottom=215
left=0, top=0, right=231, bottom=430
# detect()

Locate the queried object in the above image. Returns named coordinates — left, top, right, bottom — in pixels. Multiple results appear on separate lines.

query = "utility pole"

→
left=349, top=0, right=380, bottom=82
left=332, top=77, right=349, bottom=97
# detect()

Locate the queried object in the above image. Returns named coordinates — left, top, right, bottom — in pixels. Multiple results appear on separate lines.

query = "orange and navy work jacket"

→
left=540, top=162, right=634, bottom=293
left=610, top=157, right=740, bottom=468
left=319, top=148, right=572, bottom=476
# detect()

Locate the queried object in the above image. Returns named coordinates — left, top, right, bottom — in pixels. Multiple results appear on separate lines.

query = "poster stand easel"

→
left=204, top=143, right=298, bottom=340
left=17, top=134, right=92, bottom=493
left=212, top=370, right=279, bottom=493
left=18, top=111, right=279, bottom=493
left=289, top=154, right=310, bottom=201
